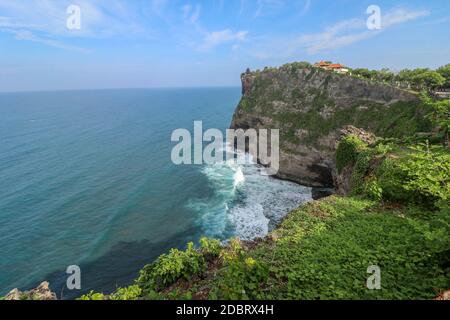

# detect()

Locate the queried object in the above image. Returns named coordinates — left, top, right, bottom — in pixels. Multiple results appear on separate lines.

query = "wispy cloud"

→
left=0, top=0, right=155, bottom=51
left=298, top=7, right=430, bottom=54
left=300, top=0, right=312, bottom=16
left=383, top=7, right=430, bottom=28
left=182, top=4, right=201, bottom=25
left=9, top=29, right=91, bottom=53
left=198, top=29, right=248, bottom=51
left=254, top=0, right=285, bottom=18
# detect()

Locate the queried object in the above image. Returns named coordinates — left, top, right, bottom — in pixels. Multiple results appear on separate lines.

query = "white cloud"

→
left=10, top=29, right=91, bottom=53
left=0, top=0, right=155, bottom=51
left=382, top=7, right=430, bottom=28
left=300, top=0, right=312, bottom=16
left=198, top=29, right=248, bottom=51
left=297, top=7, right=430, bottom=54
left=254, top=0, right=285, bottom=18
left=182, top=4, right=201, bottom=24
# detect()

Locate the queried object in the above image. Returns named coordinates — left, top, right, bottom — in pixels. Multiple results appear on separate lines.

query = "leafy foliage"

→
left=199, top=237, right=222, bottom=261
left=110, top=285, right=142, bottom=300
left=200, top=197, right=449, bottom=300
left=396, top=144, right=450, bottom=208
left=136, top=242, right=206, bottom=293
left=211, top=239, right=269, bottom=300
left=336, top=135, right=367, bottom=173
left=352, top=65, right=449, bottom=90
left=422, top=92, right=450, bottom=147
left=78, top=291, right=106, bottom=300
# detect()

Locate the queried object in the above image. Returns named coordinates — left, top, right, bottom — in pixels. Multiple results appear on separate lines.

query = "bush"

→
left=350, top=149, right=376, bottom=194
left=363, top=177, right=383, bottom=201
left=247, top=196, right=449, bottom=300
left=110, top=285, right=142, bottom=300
left=199, top=237, right=222, bottom=261
left=78, top=291, right=106, bottom=300
left=136, top=242, right=206, bottom=293
left=214, top=239, right=269, bottom=300
left=396, top=144, right=450, bottom=208
left=336, top=135, right=368, bottom=173
left=376, top=144, right=450, bottom=208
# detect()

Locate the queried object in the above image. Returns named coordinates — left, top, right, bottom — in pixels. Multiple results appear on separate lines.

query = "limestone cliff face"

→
left=230, top=63, right=423, bottom=187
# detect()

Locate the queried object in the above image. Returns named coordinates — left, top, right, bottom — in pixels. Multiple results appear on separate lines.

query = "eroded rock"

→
left=5, top=282, right=57, bottom=300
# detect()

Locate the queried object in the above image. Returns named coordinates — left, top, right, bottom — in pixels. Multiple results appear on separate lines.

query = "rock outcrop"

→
left=332, top=126, right=376, bottom=195
left=230, top=63, right=424, bottom=187
left=5, top=282, right=57, bottom=300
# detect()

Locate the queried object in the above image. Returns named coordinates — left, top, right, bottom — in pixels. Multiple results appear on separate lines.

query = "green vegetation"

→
left=437, top=64, right=450, bottom=88
left=336, top=135, right=367, bottom=173
left=375, top=143, right=450, bottom=209
left=274, top=99, right=429, bottom=146
left=136, top=242, right=206, bottom=293
left=352, top=65, right=449, bottom=91
left=422, top=92, right=450, bottom=147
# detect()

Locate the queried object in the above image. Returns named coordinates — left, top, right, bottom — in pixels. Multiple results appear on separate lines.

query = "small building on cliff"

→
left=314, top=61, right=349, bottom=74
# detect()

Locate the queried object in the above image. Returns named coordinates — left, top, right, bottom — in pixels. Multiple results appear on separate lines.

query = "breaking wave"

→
left=187, top=146, right=312, bottom=240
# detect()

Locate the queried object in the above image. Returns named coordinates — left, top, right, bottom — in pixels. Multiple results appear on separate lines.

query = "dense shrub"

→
left=199, top=237, right=222, bottom=261
left=136, top=242, right=206, bottom=293
left=248, top=196, right=449, bottom=300
left=396, top=145, right=450, bottom=208
left=212, top=239, right=269, bottom=300
left=336, top=135, right=367, bottom=173
left=78, top=291, right=106, bottom=300
left=110, top=285, right=142, bottom=300
left=375, top=144, right=450, bottom=208
left=78, top=285, right=142, bottom=301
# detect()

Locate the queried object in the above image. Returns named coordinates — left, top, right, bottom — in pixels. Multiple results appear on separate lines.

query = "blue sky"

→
left=0, top=0, right=449, bottom=91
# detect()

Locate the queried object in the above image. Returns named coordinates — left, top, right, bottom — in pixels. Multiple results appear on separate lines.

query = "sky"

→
left=0, top=0, right=449, bottom=92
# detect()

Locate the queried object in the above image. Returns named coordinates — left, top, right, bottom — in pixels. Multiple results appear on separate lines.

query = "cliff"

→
left=230, top=62, right=426, bottom=187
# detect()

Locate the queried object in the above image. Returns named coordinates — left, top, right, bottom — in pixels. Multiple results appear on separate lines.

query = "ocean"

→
left=0, top=88, right=312, bottom=298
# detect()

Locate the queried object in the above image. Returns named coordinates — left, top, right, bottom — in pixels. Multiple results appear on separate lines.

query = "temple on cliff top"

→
left=314, top=61, right=350, bottom=74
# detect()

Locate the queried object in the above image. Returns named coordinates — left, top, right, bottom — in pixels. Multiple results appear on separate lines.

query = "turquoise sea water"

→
left=0, top=88, right=311, bottom=298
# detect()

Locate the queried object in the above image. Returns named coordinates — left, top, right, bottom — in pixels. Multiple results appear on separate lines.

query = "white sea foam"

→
left=188, top=145, right=313, bottom=240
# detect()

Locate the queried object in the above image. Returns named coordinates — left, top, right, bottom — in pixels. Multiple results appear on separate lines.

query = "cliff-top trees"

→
left=351, top=65, right=449, bottom=91
left=422, top=92, right=450, bottom=148
left=437, top=64, right=450, bottom=88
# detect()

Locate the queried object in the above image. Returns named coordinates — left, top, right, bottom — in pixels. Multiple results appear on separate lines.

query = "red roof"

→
left=328, top=64, right=345, bottom=69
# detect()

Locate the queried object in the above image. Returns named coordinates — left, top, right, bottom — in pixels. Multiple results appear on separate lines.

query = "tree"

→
left=396, top=69, right=414, bottom=88
left=352, top=68, right=371, bottom=79
left=410, top=68, right=430, bottom=90
left=422, top=92, right=450, bottom=148
left=417, top=71, right=446, bottom=91
left=379, top=68, right=394, bottom=83
left=437, top=64, right=450, bottom=88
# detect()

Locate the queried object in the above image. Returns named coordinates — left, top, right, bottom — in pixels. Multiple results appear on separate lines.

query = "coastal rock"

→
left=231, top=63, right=422, bottom=187
left=338, top=125, right=376, bottom=146
left=331, top=125, right=376, bottom=195
left=5, top=281, right=57, bottom=300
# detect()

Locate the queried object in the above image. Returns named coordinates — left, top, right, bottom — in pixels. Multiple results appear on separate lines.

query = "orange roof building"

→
left=314, top=61, right=349, bottom=73
left=328, top=63, right=345, bottom=69
left=314, top=61, right=331, bottom=67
